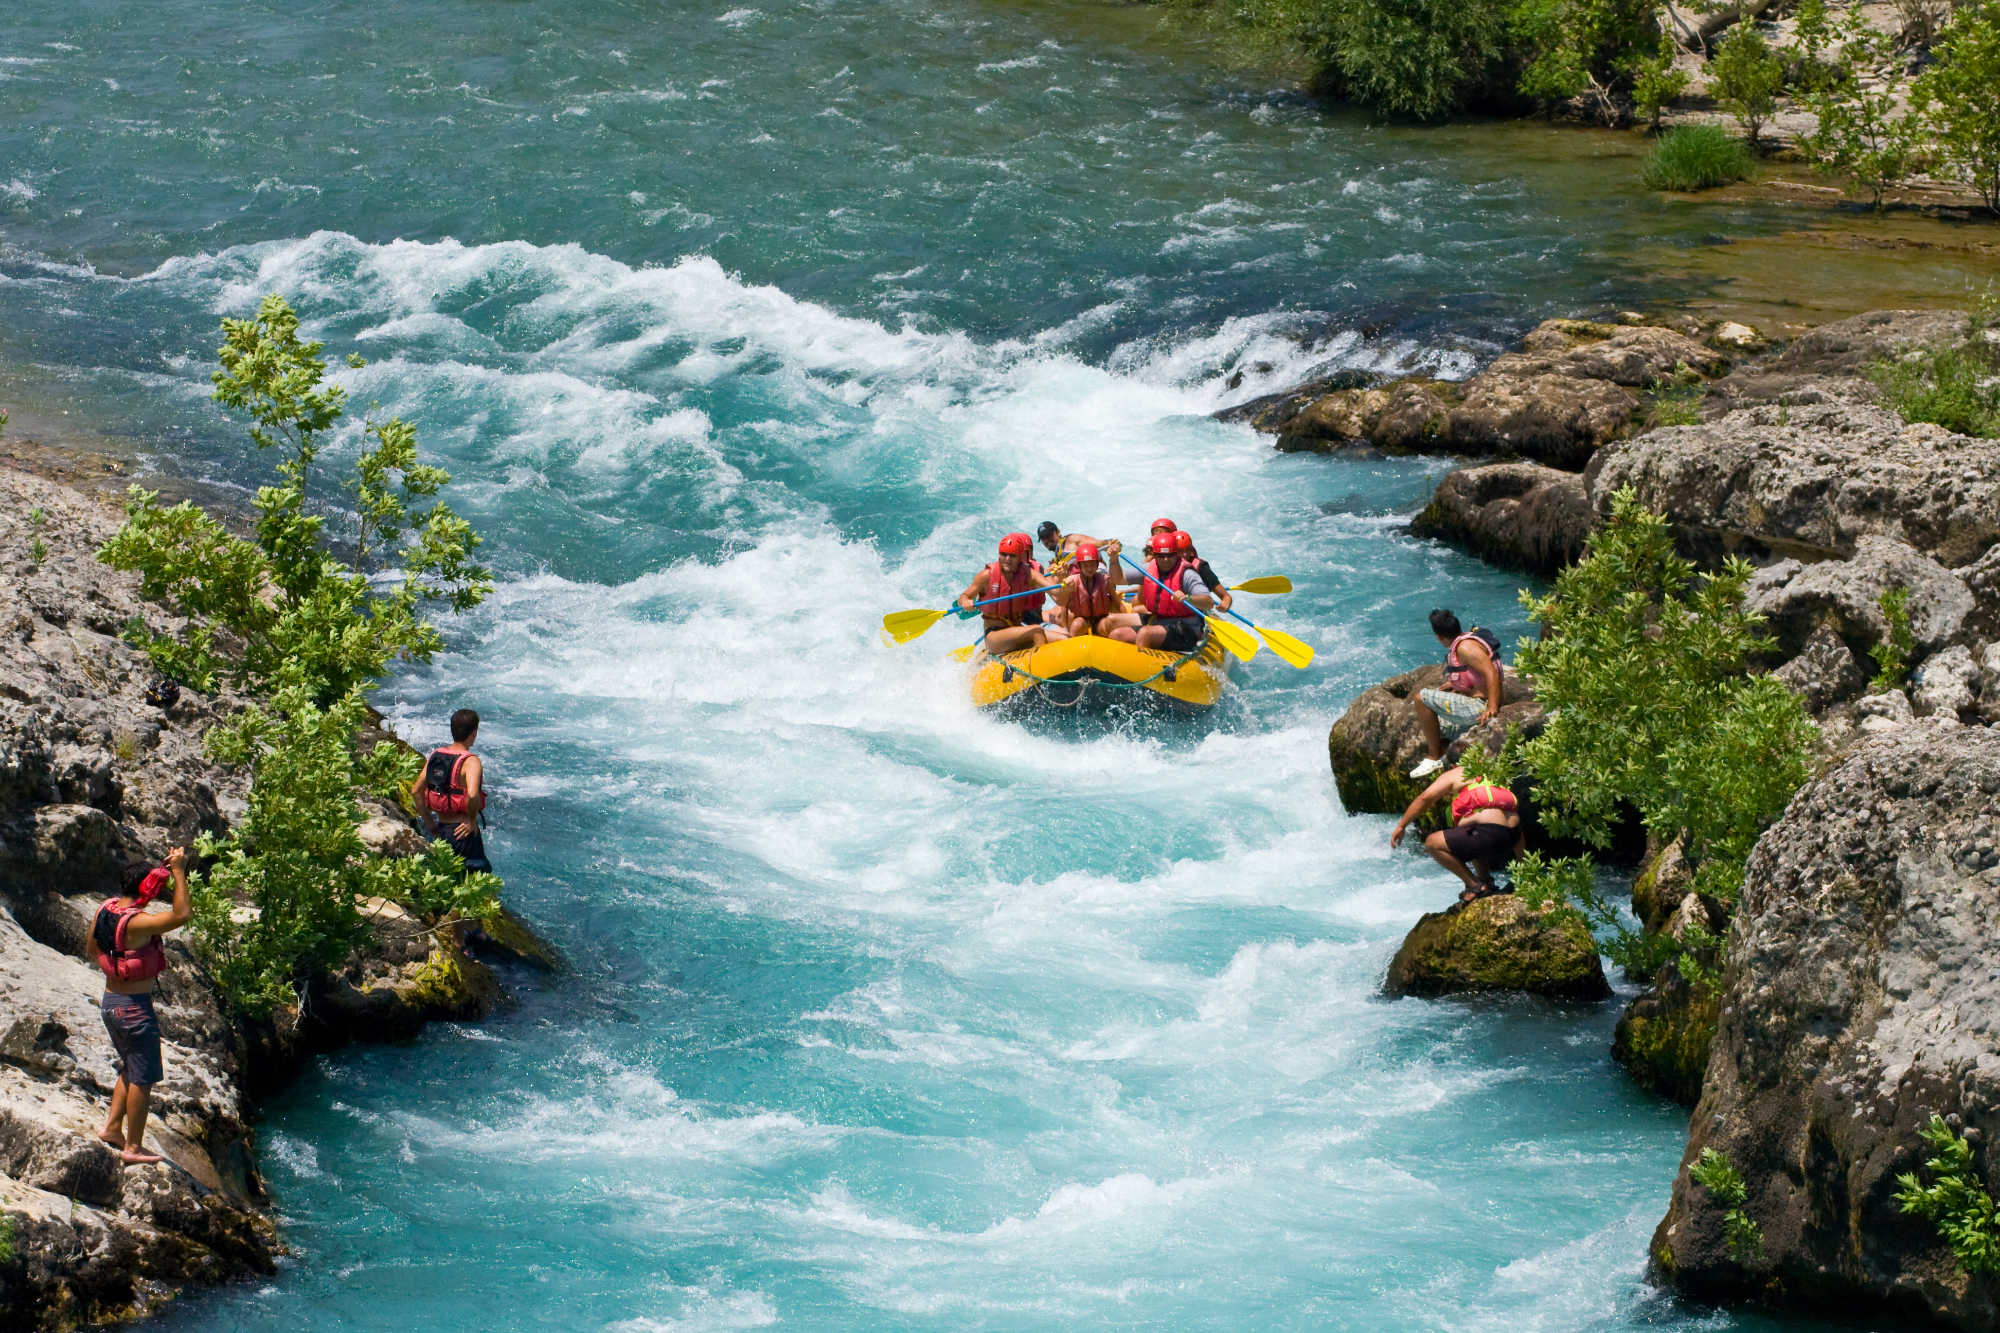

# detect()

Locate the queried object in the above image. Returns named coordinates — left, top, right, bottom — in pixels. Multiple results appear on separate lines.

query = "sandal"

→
left=1458, top=881, right=1504, bottom=904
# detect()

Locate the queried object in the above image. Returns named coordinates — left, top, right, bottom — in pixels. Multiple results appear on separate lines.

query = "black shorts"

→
left=102, top=991, right=163, bottom=1087
left=439, top=825, right=493, bottom=875
left=1442, top=820, right=1518, bottom=865
left=1149, top=616, right=1204, bottom=653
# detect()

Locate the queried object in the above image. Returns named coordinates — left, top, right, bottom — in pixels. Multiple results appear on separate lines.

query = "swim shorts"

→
left=1150, top=617, right=1204, bottom=654
left=101, top=991, right=163, bottom=1088
left=1442, top=820, right=1517, bottom=866
left=1419, top=687, right=1487, bottom=739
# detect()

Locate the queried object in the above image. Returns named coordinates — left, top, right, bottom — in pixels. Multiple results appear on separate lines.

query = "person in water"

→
left=421, top=709, right=493, bottom=874
left=1054, top=542, right=1139, bottom=640
left=1134, top=531, right=1213, bottom=652
left=1173, top=531, right=1232, bottom=615
left=960, top=533, right=1064, bottom=654
left=96, top=848, right=193, bottom=1164
left=1036, top=521, right=1117, bottom=575
left=1410, top=609, right=1504, bottom=779
left=1389, top=766, right=1524, bottom=902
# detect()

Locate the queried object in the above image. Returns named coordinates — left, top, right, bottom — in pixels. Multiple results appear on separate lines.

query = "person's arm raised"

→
left=136, top=847, right=195, bottom=938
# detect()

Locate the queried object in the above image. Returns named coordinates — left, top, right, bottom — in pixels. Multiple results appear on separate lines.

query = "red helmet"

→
left=1173, top=531, right=1195, bottom=552
left=1148, top=532, right=1180, bottom=556
left=998, top=532, right=1032, bottom=555
left=1074, top=542, right=1101, bottom=565
left=1149, top=517, right=1177, bottom=534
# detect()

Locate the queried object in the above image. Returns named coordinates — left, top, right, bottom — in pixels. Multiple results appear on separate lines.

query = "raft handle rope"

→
left=987, top=635, right=1208, bottom=699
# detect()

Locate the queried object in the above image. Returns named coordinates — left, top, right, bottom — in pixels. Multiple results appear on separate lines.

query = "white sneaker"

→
left=1409, top=756, right=1445, bottom=779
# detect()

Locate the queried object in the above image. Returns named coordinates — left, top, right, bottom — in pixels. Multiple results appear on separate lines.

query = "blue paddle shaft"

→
left=1117, top=554, right=1217, bottom=623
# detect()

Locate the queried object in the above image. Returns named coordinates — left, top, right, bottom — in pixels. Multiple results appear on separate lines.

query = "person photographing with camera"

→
left=95, top=847, right=192, bottom=1165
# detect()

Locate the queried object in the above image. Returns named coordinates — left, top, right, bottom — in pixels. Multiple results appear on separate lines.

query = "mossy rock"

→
left=1328, top=665, right=1445, bottom=818
left=1611, top=958, right=1719, bottom=1104
left=1384, top=895, right=1612, bottom=1000
left=1631, top=837, right=1691, bottom=935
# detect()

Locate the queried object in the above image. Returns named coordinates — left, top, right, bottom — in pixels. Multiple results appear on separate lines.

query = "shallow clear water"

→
left=0, top=2, right=1827, bottom=1329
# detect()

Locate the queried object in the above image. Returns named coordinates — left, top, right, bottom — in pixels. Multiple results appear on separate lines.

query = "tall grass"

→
left=1870, top=341, right=2000, bottom=437
left=1642, top=125, right=1755, bottom=191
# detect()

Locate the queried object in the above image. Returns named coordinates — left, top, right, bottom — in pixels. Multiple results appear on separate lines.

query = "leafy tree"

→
left=1510, top=0, right=1663, bottom=119
left=1911, top=0, right=2000, bottom=215
left=1632, top=35, right=1693, bottom=130
left=1505, top=487, right=1816, bottom=905
left=1311, top=0, right=1509, bottom=118
left=1709, top=21, right=1786, bottom=145
left=1796, top=2, right=1919, bottom=206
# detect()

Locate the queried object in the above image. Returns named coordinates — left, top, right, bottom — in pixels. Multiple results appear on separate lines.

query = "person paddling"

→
left=1055, top=543, right=1139, bottom=641
left=1036, top=521, right=1116, bottom=575
left=421, top=709, right=493, bottom=874
left=1389, top=766, right=1524, bottom=902
left=1134, top=531, right=1213, bottom=653
left=1173, top=531, right=1232, bottom=615
left=95, top=848, right=192, bottom=1165
left=960, top=533, right=1063, bottom=655
left=1409, top=609, right=1505, bottom=779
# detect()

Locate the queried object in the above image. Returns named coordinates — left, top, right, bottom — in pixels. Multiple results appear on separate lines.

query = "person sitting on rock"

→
left=421, top=708, right=493, bottom=874
left=1134, top=531, right=1213, bottom=653
left=1036, top=521, right=1116, bottom=576
left=95, top=847, right=193, bottom=1165
left=961, top=532, right=1063, bottom=655
left=1173, top=530, right=1231, bottom=615
left=1389, top=766, right=1524, bottom=902
left=1410, top=609, right=1504, bottom=779
left=1055, top=542, right=1139, bottom=641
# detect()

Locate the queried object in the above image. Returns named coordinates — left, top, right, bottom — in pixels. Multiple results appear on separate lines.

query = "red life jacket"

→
left=1140, top=560, right=1194, bottom=619
left=1445, top=630, right=1504, bottom=693
left=93, top=897, right=168, bottom=983
left=1066, top=568, right=1116, bottom=620
left=422, top=749, right=475, bottom=818
left=1450, top=781, right=1519, bottom=824
left=982, top=559, right=1046, bottom=625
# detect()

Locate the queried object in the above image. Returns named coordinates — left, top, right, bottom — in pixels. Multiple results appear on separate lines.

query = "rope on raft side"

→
left=992, top=635, right=1210, bottom=702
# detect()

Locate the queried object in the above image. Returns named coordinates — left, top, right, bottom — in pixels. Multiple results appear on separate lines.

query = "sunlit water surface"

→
left=0, top=1, right=1821, bottom=1328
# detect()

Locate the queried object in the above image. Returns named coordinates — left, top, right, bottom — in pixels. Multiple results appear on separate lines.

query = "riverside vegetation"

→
left=98, top=294, right=501, bottom=1017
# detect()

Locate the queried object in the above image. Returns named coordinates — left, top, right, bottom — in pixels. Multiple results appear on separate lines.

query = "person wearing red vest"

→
left=958, top=533, right=1064, bottom=655
left=1134, top=532, right=1214, bottom=653
left=1053, top=543, right=1140, bottom=641
left=1389, top=765, right=1525, bottom=902
left=421, top=708, right=492, bottom=874
left=95, top=847, right=192, bottom=1164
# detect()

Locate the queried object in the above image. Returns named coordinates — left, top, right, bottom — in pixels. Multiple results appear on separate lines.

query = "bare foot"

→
left=120, top=1147, right=163, bottom=1165
left=98, top=1128, right=126, bottom=1148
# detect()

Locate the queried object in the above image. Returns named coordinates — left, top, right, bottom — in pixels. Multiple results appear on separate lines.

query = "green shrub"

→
left=1869, top=585, right=1915, bottom=693
left=1869, top=342, right=2000, bottom=438
left=1897, top=1114, right=2000, bottom=1275
left=1797, top=0, right=1919, bottom=206
left=1642, top=124, right=1754, bottom=190
left=1911, top=0, right=2000, bottom=215
left=1708, top=22, right=1785, bottom=146
left=1690, top=1147, right=1764, bottom=1263
left=1647, top=384, right=1706, bottom=426
left=1631, top=35, right=1692, bottom=131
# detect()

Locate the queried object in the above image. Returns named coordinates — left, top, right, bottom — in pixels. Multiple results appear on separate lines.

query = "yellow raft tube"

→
left=968, top=632, right=1232, bottom=713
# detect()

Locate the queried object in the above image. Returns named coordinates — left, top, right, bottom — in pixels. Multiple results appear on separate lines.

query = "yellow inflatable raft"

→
left=969, top=633, right=1232, bottom=713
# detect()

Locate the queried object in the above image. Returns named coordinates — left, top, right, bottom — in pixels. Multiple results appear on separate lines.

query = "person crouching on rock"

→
left=1055, top=542, right=1139, bottom=641
left=95, top=848, right=192, bottom=1165
left=421, top=708, right=493, bottom=874
left=960, top=532, right=1064, bottom=655
left=1409, top=609, right=1504, bottom=779
left=1389, top=766, right=1524, bottom=903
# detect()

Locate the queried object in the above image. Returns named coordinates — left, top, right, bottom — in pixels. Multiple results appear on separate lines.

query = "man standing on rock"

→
left=421, top=708, right=492, bottom=874
left=1410, top=609, right=1504, bottom=779
left=95, top=848, right=192, bottom=1165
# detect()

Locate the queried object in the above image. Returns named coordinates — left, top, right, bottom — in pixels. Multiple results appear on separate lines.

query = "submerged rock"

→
left=1650, top=727, right=2000, bottom=1322
left=1408, top=461, right=1595, bottom=576
left=1384, top=894, right=1611, bottom=1000
left=1585, top=402, right=2000, bottom=569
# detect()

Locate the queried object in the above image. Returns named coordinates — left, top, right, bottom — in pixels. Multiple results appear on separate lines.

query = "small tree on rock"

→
left=1912, top=0, right=2000, bottom=215
left=1710, top=21, right=1787, bottom=146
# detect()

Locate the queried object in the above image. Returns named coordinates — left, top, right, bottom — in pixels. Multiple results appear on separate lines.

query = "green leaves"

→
left=1911, top=1, right=2000, bottom=215
left=1690, top=1147, right=1764, bottom=1263
left=1896, top=1115, right=2000, bottom=1275
left=1710, top=22, right=1786, bottom=145
left=1797, top=3, right=1918, bottom=206
left=1869, top=585, right=1916, bottom=692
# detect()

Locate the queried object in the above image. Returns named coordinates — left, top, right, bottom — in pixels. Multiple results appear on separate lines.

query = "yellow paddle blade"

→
left=1255, top=624, right=1316, bottom=669
left=948, top=644, right=977, bottom=662
left=882, top=607, right=950, bottom=644
left=1208, top=616, right=1260, bottom=663
left=1230, top=576, right=1292, bottom=595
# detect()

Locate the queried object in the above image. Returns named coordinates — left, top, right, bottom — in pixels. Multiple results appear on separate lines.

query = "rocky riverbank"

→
left=0, top=456, right=555, bottom=1326
left=1290, top=304, right=2000, bottom=1325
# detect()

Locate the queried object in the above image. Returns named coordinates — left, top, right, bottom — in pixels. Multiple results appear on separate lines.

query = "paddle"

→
left=882, top=580, right=1058, bottom=644
left=1117, top=555, right=1258, bottom=663
left=1220, top=605, right=1315, bottom=669
left=1230, top=576, right=1292, bottom=595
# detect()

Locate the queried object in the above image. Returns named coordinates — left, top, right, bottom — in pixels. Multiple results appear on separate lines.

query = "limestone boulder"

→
left=1440, top=372, right=1637, bottom=470
left=1773, top=625, right=1869, bottom=715
left=1408, top=462, right=1596, bottom=576
left=1910, top=644, right=1981, bottom=722
left=1586, top=402, right=2000, bottom=568
left=1742, top=536, right=1974, bottom=662
left=1274, top=381, right=1451, bottom=453
left=1650, top=726, right=2000, bottom=1320
left=1700, top=309, right=1970, bottom=418
left=1632, top=837, right=1694, bottom=935
left=1384, top=894, right=1612, bottom=1000
left=1498, top=321, right=1725, bottom=387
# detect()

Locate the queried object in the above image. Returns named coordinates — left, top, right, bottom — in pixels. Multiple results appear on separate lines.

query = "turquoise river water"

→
left=0, top=1, right=1835, bottom=1329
